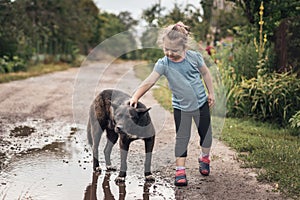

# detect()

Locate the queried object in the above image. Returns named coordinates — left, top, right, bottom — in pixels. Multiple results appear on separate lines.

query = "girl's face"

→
left=163, top=38, right=186, bottom=62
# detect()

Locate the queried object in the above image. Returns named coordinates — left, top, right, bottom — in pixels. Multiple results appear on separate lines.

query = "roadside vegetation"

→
left=134, top=63, right=299, bottom=199
left=0, top=62, right=71, bottom=83
left=222, top=118, right=299, bottom=198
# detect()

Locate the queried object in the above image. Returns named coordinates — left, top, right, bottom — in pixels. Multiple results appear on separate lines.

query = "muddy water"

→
left=0, top=118, right=175, bottom=200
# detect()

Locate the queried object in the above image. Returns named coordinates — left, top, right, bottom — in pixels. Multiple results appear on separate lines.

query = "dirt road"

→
left=0, top=61, right=287, bottom=199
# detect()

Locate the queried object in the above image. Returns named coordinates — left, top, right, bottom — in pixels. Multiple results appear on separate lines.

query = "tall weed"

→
left=229, top=72, right=300, bottom=126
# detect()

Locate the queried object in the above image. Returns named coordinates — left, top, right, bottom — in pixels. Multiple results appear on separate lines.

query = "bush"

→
left=289, top=111, right=300, bottom=135
left=228, top=40, right=259, bottom=80
left=289, top=111, right=300, bottom=128
left=228, top=72, right=300, bottom=126
left=0, top=56, right=27, bottom=73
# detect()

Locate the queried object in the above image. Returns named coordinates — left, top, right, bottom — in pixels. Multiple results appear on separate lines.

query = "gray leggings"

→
left=173, top=102, right=212, bottom=157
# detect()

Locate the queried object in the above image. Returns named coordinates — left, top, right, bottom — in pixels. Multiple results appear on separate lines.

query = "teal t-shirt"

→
left=154, top=50, right=207, bottom=111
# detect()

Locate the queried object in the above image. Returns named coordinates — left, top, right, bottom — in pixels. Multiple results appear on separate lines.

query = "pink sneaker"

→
left=199, top=156, right=210, bottom=176
left=174, top=169, right=188, bottom=186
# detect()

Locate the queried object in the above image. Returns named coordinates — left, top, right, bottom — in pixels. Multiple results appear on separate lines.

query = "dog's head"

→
left=110, top=102, right=152, bottom=138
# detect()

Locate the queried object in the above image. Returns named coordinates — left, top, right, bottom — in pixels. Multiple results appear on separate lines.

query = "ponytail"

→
left=157, top=21, right=191, bottom=48
left=172, top=22, right=190, bottom=37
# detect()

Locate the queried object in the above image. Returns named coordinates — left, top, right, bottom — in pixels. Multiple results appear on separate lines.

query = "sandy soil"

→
left=0, top=60, right=288, bottom=199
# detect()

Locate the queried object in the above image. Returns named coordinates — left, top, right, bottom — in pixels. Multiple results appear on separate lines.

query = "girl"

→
left=129, top=22, right=215, bottom=186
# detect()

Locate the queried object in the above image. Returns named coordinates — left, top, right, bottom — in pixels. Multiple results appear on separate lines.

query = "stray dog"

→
left=87, top=89, right=155, bottom=182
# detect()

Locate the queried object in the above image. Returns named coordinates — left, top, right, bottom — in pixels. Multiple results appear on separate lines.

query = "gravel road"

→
left=0, top=60, right=287, bottom=199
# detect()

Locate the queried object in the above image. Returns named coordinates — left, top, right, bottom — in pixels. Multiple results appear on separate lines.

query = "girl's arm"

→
left=130, top=71, right=161, bottom=107
left=199, top=64, right=215, bottom=107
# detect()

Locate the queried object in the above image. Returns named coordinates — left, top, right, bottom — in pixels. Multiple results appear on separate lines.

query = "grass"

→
left=0, top=62, right=72, bottom=83
left=221, top=118, right=299, bottom=198
left=134, top=63, right=300, bottom=199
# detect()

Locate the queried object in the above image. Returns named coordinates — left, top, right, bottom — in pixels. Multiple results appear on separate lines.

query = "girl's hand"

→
left=129, top=97, right=138, bottom=108
left=207, top=93, right=215, bottom=108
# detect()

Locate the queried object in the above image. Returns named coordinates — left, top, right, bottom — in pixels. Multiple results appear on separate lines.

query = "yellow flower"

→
left=260, top=2, right=264, bottom=10
left=264, top=34, right=267, bottom=42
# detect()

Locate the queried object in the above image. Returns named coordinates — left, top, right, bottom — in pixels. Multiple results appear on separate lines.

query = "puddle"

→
left=0, top=118, right=77, bottom=169
left=84, top=172, right=175, bottom=200
left=0, top=118, right=175, bottom=199
left=10, top=125, right=36, bottom=137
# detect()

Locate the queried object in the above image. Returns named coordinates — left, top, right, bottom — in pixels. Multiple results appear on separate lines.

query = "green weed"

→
left=135, top=63, right=299, bottom=199
left=0, top=63, right=71, bottom=83
left=221, top=118, right=300, bottom=198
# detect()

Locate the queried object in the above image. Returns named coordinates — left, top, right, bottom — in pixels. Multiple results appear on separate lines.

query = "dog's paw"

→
left=106, top=165, right=117, bottom=172
left=145, top=174, right=155, bottom=182
left=94, top=167, right=102, bottom=173
left=93, top=171, right=101, bottom=176
left=115, top=176, right=126, bottom=184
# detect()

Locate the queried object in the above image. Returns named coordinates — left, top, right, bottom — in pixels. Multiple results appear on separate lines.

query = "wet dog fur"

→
left=87, top=89, right=155, bottom=182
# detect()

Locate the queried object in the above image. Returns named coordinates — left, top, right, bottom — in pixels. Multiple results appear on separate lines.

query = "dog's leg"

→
left=104, top=129, right=118, bottom=171
left=144, top=136, right=155, bottom=182
left=91, top=127, right=102, bottom=172
left=89, top=113, right=103, bottom=172
left=115, top=136, right=131, bottom=183
left=87, top=119, right=93, bottom=146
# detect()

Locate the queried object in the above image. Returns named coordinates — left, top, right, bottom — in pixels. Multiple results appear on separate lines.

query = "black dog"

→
left=87, top=89, right=155, bottom=182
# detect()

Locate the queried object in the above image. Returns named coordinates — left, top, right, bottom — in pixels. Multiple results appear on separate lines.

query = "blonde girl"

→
left=129, top=22, right=215, bottom=186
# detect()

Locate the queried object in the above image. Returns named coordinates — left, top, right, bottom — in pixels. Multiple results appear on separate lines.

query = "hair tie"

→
left=173, top=23, right=189, bottom=36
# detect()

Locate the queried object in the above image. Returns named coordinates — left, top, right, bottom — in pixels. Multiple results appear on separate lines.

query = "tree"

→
left=200, top=0, right=214, bottom=24
left=0, top=0, right=26, bottom=58
left=228, top=0, right=300, bottom=72
left=96, top=11, right=138, bottom=59
left=142, top=3, right=165, bottom=27
left=0, top=0, right=100, bottom=61
left=228, top=0, right=300, bottom=38
left=118, top=11, right=138, bottom=30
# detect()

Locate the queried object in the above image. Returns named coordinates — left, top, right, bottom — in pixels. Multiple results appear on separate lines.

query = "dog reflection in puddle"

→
left=83, top=171, right=153, bottom=200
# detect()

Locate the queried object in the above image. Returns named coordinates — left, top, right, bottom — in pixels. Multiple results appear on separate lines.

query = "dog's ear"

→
left=136, top=107, right=151, bottom=113
left=136, top=107, right=151, bottom=117
left=129, top=107, right=150, bottom=119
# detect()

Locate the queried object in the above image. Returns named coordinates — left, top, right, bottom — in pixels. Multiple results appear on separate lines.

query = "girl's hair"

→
left=157, top=21, right=192, bottom=48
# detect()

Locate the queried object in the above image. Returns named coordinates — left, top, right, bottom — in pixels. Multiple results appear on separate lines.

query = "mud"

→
left=0, top=61, right=289, bottom=199
left=10, top=125, right=36, bottom=137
